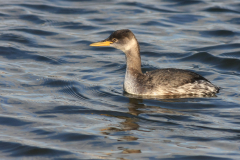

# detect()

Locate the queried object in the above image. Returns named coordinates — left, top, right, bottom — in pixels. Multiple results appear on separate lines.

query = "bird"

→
left=90, top=29, right=219, bottom=96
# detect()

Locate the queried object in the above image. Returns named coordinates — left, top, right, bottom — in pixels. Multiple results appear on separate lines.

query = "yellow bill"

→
left=90, top=41, right=112, bottom=46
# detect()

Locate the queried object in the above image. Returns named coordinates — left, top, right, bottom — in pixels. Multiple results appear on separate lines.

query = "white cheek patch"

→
left=111, top=38, right=137, bottom=52
left=124, top=38, right=137, bottom=52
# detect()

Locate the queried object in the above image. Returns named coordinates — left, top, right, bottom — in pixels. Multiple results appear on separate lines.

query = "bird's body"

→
left=90, top=29, right=219, bottom=96
left=124, top=68, right=218, bottom=95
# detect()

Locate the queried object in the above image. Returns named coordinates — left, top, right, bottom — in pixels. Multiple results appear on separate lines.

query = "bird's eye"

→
left=112, top=38, right=118, bottom=42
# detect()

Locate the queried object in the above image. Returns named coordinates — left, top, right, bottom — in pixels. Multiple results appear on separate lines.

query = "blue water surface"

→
left=0, top=0, right=240, bottom=159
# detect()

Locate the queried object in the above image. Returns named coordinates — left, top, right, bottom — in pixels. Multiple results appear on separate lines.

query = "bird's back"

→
left=144, top=68, right=209, bottom=88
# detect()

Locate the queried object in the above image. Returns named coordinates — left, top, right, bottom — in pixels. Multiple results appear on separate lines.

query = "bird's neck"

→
left=123, top=39, right=143, bottom=94
left=124, top=41, right=142, bottom=74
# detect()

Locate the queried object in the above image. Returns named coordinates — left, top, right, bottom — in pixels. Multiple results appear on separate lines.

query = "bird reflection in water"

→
left=99, top=97, right=196, bottom=155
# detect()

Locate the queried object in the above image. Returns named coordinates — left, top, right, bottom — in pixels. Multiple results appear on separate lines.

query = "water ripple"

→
left=0, top=141, right=71, bottom=157
left=18, top=14, right=46, bottom=24
left=18, top=4, right=99, bottom=14
left=118, top=2, right=180, bottom=13
left=200, top=30, right=238, bottom=37
left=203, top=6, right=240, bottom=14
left=164, top=0, right=204, bottom=6
left=182, top=52, right=240, bottom=72
left=48, top=132, right=98, bottom=142
left=12, top=28, right=58, bottom=36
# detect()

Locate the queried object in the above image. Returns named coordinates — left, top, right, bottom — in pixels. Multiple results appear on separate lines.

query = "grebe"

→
left=90, top=29, right=219, bottom=96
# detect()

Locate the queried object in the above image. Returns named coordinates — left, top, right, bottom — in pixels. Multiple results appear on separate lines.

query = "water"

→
left=0, top=0, right=240, bottom=159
